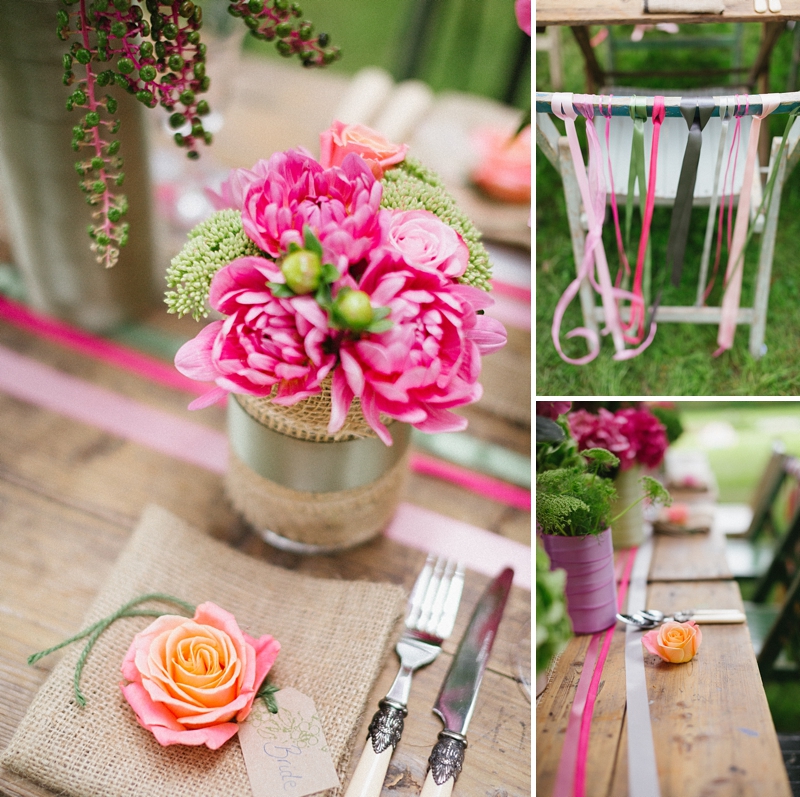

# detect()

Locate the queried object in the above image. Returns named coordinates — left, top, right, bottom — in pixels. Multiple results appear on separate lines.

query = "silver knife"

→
left=418, top=566, right=514, bottom=797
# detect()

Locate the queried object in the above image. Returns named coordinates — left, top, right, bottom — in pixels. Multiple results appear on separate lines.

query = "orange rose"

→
left=319, top=120, right=408, bottom=178
left=120, top=602, right=280, bottom=749
left=642, top=620, right=702, bottom=663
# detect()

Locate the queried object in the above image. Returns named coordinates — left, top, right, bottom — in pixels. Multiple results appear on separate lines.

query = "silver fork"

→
left=344, top=554, right=465, bottom=797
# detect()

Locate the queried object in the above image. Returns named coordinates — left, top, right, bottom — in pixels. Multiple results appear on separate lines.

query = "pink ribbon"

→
left=715, top=93, right=781, bottom=355
left=551, top=547, right=637, bottom=797
left=550, top=93, right=625, bottom=364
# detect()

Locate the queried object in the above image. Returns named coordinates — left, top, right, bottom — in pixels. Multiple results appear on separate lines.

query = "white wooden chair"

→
left=536, top=91, right=800, bottom=358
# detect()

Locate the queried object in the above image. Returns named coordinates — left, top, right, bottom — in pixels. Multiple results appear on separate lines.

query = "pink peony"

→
left=536, top=401, right=572, bottom=420
left=238, top=148, right=388, bottom=277
left=387, top=209, right=469, bottom=278
left=174, top=256, right=337, bottom=409
left=120, top=602, right=280, bottom=749
left=568, top=408, right=636, bottom=470
left=330, top=250, right=507, bottom=444
left=319, top=120, right=408, bottom=179
left=617, top=408, right=669, bottom=469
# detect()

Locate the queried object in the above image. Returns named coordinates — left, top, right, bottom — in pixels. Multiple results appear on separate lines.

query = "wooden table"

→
left=536, top=0, right=800, bottom=100
left=0, top=311, right=531, bottom=797
left=536, top=522, right=791, bottom=797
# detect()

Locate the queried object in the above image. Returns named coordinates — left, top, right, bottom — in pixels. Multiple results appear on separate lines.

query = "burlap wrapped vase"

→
left=225, top=382, right=411, bottom=552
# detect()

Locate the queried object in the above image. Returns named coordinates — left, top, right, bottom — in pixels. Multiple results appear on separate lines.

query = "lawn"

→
left=536, top=24, right=800, bottom=395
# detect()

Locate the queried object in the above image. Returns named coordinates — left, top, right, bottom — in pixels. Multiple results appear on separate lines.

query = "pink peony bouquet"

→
left=166, top=122, right=506, bottom=445
left=567, top=406, right=668, bottom=471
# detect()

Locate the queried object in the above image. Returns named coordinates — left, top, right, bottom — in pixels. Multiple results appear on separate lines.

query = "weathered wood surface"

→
left=537, top=580, right=790, bottom=797
left=649, top=521, right=733, bottom=581
left=0, top=320, right=531, bottom=797
left=536, top=0, right=800, bottom=26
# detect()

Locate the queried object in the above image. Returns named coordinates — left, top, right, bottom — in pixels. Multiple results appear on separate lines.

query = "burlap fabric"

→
left=236, top=379, right=391, bottom=442
left=227, top=390, right=410, bottom=550
left=1, top=505, right=406, bottom=797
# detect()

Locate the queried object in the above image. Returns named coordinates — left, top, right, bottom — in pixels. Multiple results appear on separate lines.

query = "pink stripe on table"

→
left=491, top=278, right=531, bottom=304
left=386, top=503, right=531, bottom=590
left=487, top=292, right=531, bottom=332
left=0, top=344, right=228, bottom=474
left=411, top=452, right=530, bottom=512
left=0, top=295, right=209, bottom=397
left=0, top=344, right=532, bottom=584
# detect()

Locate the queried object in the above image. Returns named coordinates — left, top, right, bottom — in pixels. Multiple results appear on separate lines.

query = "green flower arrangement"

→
left=536, top=543, right=571, bottom=677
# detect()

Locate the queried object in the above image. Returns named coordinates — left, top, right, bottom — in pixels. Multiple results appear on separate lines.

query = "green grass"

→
left=536, top=24, right=800, bottom=395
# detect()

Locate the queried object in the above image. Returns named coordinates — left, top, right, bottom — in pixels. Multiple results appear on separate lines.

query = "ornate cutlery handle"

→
left=420, top=731, right=467, bottom=797
left=344, top=700, right=406, bottom=797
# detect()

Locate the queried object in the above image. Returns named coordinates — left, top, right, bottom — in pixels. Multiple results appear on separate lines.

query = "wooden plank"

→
left=536, top=0, right=800, bottom=26
left=595, top=305, right=755, bottom=324
left=539, top=581, right=790, bottom=797
left=650, top=523, right=733, bottom=581
left=0, top=483, right=531, bottom=796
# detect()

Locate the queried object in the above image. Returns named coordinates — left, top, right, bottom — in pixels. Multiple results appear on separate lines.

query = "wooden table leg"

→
left=571, top=25, right=606, bottom=93
left=748, top=21, right=787, bottom=172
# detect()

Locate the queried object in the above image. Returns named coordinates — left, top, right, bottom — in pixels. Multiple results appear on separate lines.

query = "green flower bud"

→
left=276, top=21, right=292, bottom=36
left=106, top=96, right=118, bottom=113
left=196, top=99, right=210, bottom=115
left=333, top=290, right=373, bottom=331
left=298, top=23, right=312, bottom=40
left=193, top=61, right=205, bottom=79
left=169, top=54, right=185, bottom=71
left=110, top=20, right=127, bottom=37
left=75, top=48, right=92, bottom=64
left=155, top=41, right=167, bottom=58
left=248, top=0, right=264, bottom=12
left=186, top=30, right=200, bottom=44
left=117, top=56, right=134, bottom=73
left=91, top=156, right=104, bottom=169
left=187, top=150, right=200, bottom=160
left=84, top=111, right=100, bottom=127
left=139, top=64, right=157, bottom=81
left=174, top=132, right=186, bottom=146
left=179, top=88, right=195, bottom=105
left=71, top=88, right=87, bottom=106
left=281, top=250, right=322, bottom=294
left=179, top=1, right=195, bottom=18
left=139, top=41, right=154, bottom=57
left=199, top=76, right=210, bottom=91
left=163, top=22, right=178, bottom=40
left=169, top=112, right=187, bottom=129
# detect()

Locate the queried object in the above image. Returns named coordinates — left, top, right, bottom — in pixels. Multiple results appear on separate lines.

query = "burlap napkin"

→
left=1, top=505, right=406, bottom=797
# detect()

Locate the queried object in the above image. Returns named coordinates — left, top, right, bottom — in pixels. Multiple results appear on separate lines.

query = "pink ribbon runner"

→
left=551, top=547, right=637, bottom=797
left=715, top=94, right=781, bottom=355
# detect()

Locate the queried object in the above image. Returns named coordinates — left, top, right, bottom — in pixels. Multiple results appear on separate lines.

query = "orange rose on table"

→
left=319, top=120, right=409, bottom=178
left=642, top=620, right=702, bottom=663
left=120, top=602, right=280, bottom=749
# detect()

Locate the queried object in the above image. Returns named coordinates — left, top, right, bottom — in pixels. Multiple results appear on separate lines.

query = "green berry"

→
left=333, top=290, right=373, bottom=331
left=169, top=112, right=187, bottom=128
left=281, top=250, right=322, bottom=294
left=117, top=56, right=134, bottom=74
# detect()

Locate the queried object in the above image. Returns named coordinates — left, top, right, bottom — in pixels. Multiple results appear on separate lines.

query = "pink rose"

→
left=387, top=209, right=469, bottom=278
left=174, top=256, right=337, bottom=410
left=120, top=602, right=280, bottom=749
left=319, top=120, right=408, bottom=179
left=642, top=620, right=702, bottom=664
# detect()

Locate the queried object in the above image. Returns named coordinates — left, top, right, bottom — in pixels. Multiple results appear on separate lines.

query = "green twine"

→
left=27, top=593, right=196, bottom=707
left=256, top=680, right=280, bottom=714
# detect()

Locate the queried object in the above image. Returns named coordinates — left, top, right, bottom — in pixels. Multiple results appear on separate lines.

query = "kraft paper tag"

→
left=238, top=687, right=341, bottom=797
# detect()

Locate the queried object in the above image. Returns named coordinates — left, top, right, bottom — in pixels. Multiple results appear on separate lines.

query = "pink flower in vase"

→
left=174, top=256, right=337, bottom=409
left=238, top=148, right=387, bottom=277
left=319, top=120, right=409, bottom=179
left=330, top=249, right=506, bottom=445
left=617, top=408, right=669, bottom=469
left=387, top=209, right=469, bottom=279
left=568, top=408, right=636, bottom=469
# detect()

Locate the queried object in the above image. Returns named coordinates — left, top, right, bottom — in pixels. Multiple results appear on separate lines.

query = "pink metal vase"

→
left=540, top=528, right=617, bottom=634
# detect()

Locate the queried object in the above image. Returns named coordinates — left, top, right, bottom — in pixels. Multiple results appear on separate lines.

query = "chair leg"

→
left=557, top=137, right=598, bottom=337
left=750, top=137, right=788, bottom=359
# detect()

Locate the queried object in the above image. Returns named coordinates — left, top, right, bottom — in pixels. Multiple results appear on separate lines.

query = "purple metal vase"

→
left=541, top=528, right=618, bottom=634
